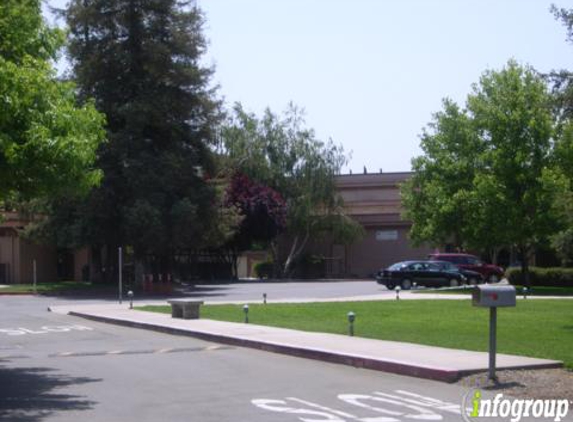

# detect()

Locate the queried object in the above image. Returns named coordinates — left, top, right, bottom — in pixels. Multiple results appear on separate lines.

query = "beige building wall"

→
left=18, top=238, right=58, bottom=284
left=0, top=232, right=17, bottom=283
left=345, top=226, right=433, bottom=277
left=307, top=172, right=433, bottom=278
left=0, top=213, right=59, bottom=284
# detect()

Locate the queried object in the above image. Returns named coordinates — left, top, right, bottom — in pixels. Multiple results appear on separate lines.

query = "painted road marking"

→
left=0, top=325, right=93, bottom=336
left=252, top=390, right=463, bottom=421
left=50, top=345, right=234, bottom=358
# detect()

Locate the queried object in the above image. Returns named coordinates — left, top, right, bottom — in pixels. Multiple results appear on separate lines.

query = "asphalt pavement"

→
left=1, top=287, right=570, bottom=422
left=0, top=296, right=489, bottom=421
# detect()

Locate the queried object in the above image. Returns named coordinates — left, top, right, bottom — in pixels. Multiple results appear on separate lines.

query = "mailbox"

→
left=472, top=285, right=516, bottom=308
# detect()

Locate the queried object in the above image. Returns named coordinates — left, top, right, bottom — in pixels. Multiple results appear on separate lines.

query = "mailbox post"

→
left=472, top=285, right=516, bottom=381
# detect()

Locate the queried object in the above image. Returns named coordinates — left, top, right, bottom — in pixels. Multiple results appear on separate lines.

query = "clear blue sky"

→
left=45, top=0, right=573, bottom=173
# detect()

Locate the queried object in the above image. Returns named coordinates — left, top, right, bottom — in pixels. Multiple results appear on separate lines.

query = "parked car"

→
left=427, top=253, right=504, bottom=283
left=430, top=260, right=483, bottom=285
left=376, top=260, right=466, bottom=290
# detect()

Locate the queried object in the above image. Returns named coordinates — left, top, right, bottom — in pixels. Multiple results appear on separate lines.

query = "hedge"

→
left=506, top=267, right=573, bottom=287
left=254, top=261, right=274, bottom=279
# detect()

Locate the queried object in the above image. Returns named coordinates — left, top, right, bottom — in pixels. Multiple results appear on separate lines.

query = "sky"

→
left=44, top=0, right=573, bottom=174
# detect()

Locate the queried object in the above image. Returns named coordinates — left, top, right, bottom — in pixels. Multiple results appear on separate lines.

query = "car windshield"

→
left=388, top=262, right=406, bottom=271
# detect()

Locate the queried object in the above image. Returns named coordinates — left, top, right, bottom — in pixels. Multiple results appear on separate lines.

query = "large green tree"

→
left=402, top=99, right=484, bottom=250
left=402, top=61, right=563, bottom=284
left=221, top=103, right=363, bottom=277
left=546, top=5, right=573, bottom=264
left=46, top=0, right=222, bottom=282
left=0, top=0, right=104, bottom=202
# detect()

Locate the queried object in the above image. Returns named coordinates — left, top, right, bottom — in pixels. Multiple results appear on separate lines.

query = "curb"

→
left=68, top=311, right=460, bottom=382
left=64, top=310, right=521, bottom=384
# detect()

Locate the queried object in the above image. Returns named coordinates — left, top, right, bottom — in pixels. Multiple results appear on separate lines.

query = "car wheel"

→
left=468, top=277, right=478, bottom=286
left=401, top=279, right=412, bottom=290
left=449, top=278, right=459, bottom=287
left=488, top=274, right=500, bottom=283
left=386, top=282, right=396, bottom=290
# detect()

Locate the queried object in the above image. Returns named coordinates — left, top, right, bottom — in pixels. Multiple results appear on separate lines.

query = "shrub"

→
left=254, top=261, right=274, bottom=279
left=506, top=267, right=573, bottom=287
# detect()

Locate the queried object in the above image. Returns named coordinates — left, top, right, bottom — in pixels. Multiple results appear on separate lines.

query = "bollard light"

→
left=347, top=311, right=356, bottom=336
left=523, top=287, right=528, bottom=299
left=243, top=304, right=249, bottom=323
left=413, top=282, right=417, bottom=290
left=263, top=293, right=267, bottom=304
left=396, top=286, right=401, bottom=300
left=127, top=290, right=134, bottom=309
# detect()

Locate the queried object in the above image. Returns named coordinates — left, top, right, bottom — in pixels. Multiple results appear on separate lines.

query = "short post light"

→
left=413, top=282, right=417, bottom=290
left=243, top=304, right=249, bottom=323
left=347, top=311, right=356, bottom=336
left=127, top=290, right=134, bottom=309
left=263, top=293, right=267, bottom=304
left=396, top=286, right=401, bottom=300
left=523, top=287, right=528, bottom=299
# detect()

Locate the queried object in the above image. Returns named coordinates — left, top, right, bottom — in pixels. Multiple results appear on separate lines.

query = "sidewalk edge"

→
left=68, top=311, right=463, bottom=383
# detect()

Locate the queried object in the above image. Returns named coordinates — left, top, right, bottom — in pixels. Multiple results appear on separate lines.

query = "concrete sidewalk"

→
left=49, top=301, right=562, bottom=383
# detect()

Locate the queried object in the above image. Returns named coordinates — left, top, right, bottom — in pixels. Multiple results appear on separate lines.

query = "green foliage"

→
left=221, top=103, right=363, bottom=276
left=254, top=261, right=274, bottom=279
left=0, top=0, right=105, bottom=201
left=506, top=266, right=573, bottom=287
left=402, top=98, right=480, bottom=248
left=0, top=0, right=65, bottom=62
left=402, top=61, right=563, bottom=267
left=38, top=0, right=223, bottom=278
left=549, top=5, right=573, bottom=120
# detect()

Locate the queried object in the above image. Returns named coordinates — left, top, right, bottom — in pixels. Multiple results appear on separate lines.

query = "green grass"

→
left=0, top=281, right=112, bottom=294
left=413, top=285, right=573, bottom=296
left=140, top=299, right=573, bottom=368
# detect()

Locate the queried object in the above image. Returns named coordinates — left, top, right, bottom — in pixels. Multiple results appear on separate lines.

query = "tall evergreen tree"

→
left=59, top=0, right=221, bottom=281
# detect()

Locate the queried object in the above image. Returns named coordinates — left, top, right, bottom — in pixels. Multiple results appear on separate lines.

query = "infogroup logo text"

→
left=462, top=390, right=570, bottom=422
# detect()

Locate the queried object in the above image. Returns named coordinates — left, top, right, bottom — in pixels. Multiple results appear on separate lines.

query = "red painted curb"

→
left=67, top=311, right=463, bottom=383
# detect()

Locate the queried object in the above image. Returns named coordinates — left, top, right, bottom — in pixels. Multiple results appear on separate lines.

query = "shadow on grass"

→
left=0, top=364, right=100, bottom=422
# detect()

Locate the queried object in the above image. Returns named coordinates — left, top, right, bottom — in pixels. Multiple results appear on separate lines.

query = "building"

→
left=0, top=212, right=58, bottom=284
left=303, top=172, right=432, bottom=279
left=0, top=172, right=431, bottom=283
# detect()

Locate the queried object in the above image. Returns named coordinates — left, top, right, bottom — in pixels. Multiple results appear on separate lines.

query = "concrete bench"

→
left=167, top=299, right=204, bottom=319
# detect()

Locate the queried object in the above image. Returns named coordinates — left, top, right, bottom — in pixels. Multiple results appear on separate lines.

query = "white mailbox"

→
left=472, top=285, right=516, bottom=308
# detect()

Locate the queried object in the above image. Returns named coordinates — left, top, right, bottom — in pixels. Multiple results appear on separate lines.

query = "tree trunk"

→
left=134, top=256, right=145, bottom=288
left=270, top=240, right=280, bottom=279
left=519, top=245, right=531, bottom=288
left=90, top=245, right=103, bottom=284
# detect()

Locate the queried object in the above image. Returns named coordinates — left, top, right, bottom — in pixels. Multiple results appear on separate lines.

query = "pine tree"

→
left=61, top=0, right=221, bottom=281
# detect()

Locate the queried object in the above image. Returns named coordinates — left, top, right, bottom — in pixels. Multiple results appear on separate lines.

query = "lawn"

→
left=413, top=285, right=573, bottom=296
left=140, top=299, right=573, bottom=368
left=0, top=281, right=114, bottom=294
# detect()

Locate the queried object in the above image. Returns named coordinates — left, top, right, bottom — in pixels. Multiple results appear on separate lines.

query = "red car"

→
left=427, top=253, right=504, bottom=283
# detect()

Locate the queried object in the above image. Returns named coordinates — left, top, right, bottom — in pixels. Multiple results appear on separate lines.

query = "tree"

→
left=549, top=5, right=573, bottom=120
left=219, top=172, right=287, bottom=277
left=401, top=99, right=483, bottom=250
left=221, top=103, right=363, bottom=277
left=0, top=0, right=105, bottom=202
left=48, top=0, right=222, bottom=282
left=402, top=61, right=563, bottom=284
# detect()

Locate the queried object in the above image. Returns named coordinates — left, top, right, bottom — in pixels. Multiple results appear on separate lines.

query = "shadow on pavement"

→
left=0, top=364, right=100, bottom=421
